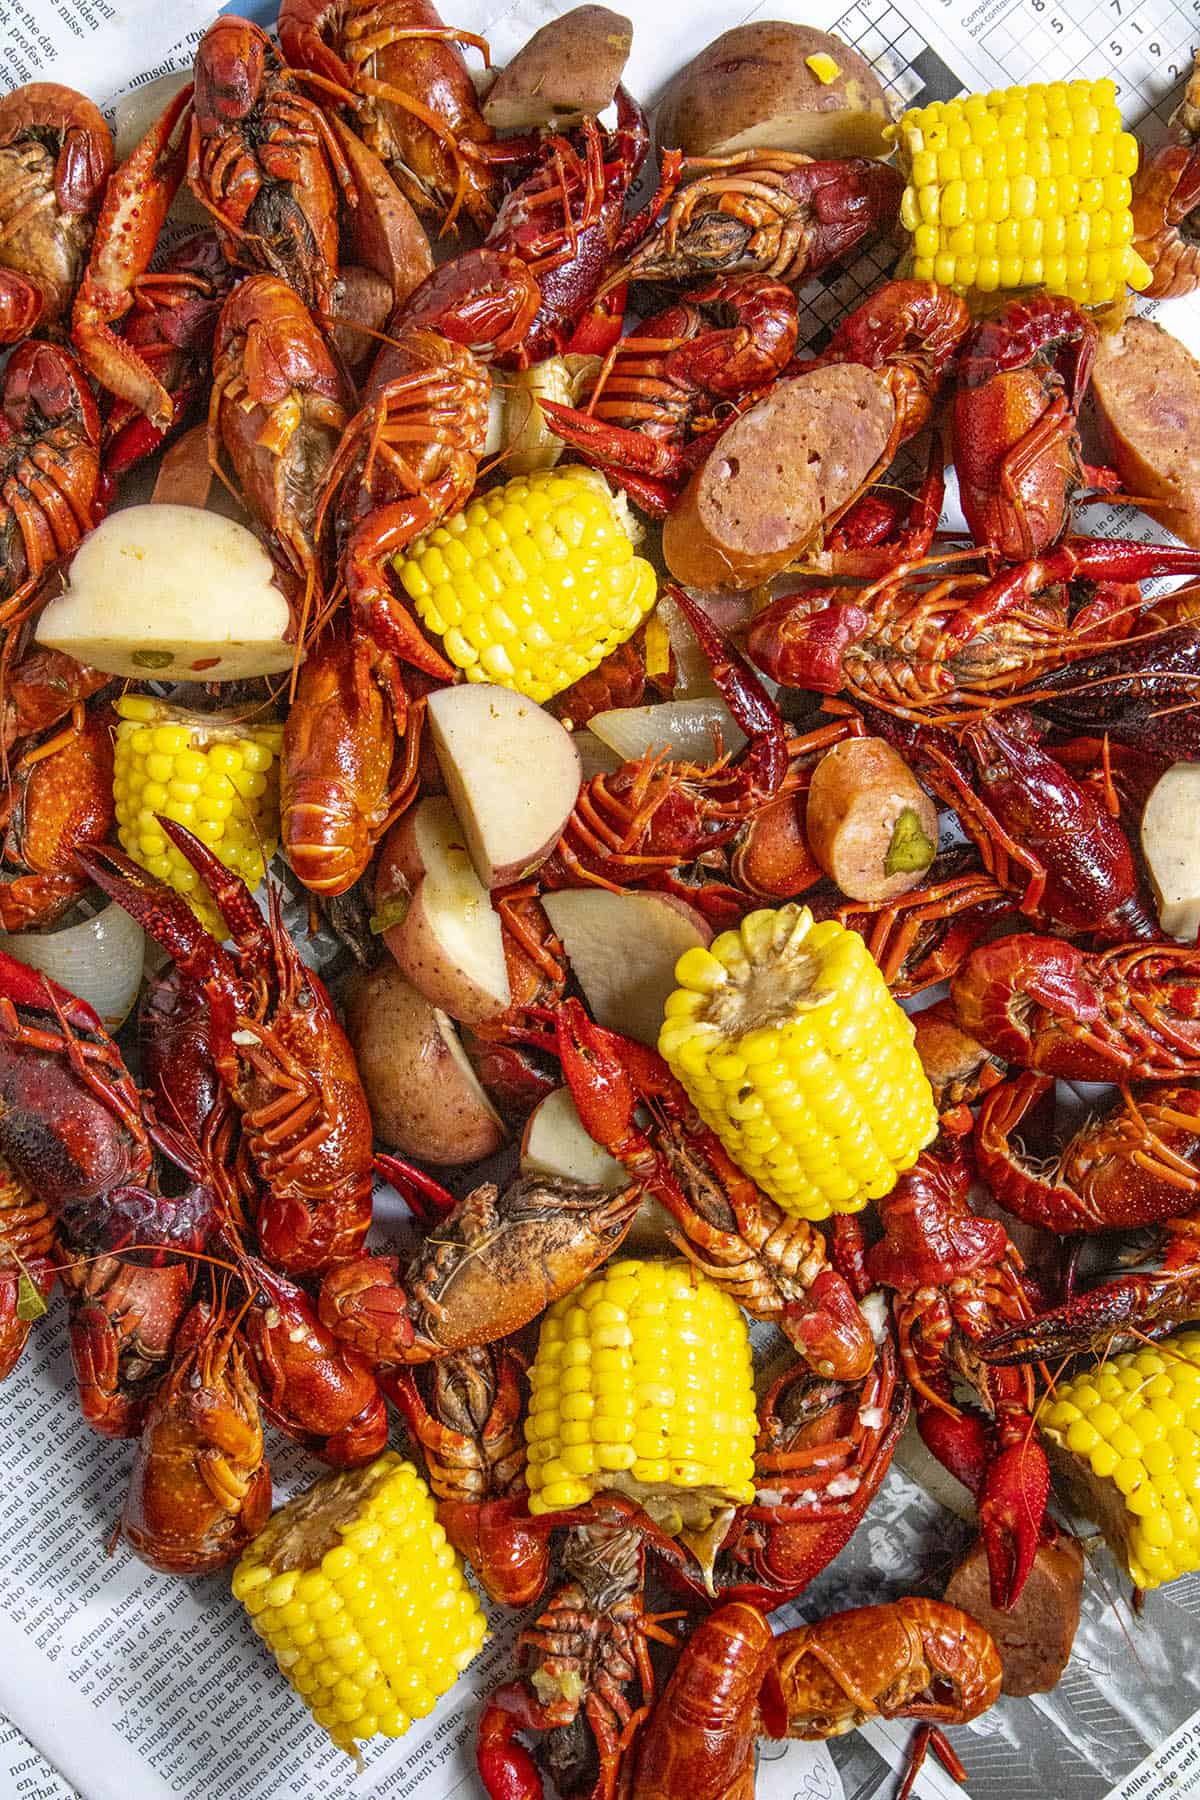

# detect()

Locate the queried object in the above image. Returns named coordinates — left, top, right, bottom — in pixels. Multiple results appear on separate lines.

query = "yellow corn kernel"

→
left=659, top=905, right=937, bottom=1220
left=393, top=468, right=657, bottom=704
left=113, top=696, right=282, bottom=934
left=234, top=1454, right=486, bottom=1758
left=887, top=78, right=1145, bottom=302
left=526, top=1259, right=757, bottom=1555
left=1042, top=1332, right=1200, bottom=1589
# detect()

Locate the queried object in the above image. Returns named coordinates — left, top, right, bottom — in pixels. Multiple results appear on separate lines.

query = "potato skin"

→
left=662, top=365, right=895, bottom=590
left=343, top=962, right=505, bottom=1164
left=1093, top=316, right=1200, bottom=547
left=805, top=737, right=938, bottom=902
left=655, top=22, right=893, bottom=160
left=484, top=6, right=632, bottom=129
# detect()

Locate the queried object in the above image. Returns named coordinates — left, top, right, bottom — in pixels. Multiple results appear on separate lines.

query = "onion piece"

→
left=0, top=902, right=145, bottom=1030
left=588, top=697, right=746, bottom=765
left=571, top=729, right=621, bottom=781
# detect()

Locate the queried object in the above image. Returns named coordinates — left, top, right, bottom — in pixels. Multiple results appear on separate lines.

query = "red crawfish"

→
left=0, top=947, right=152, bottom=1211
left=238, top=1251, right=388, bottom=1468
left=398, top=85, right=649, bottom=367
left=0, top=81, right=112, bottom=342
left=954, top=293, right=1110, bottom=559
left=1131, top=141, right=1200, bottom=298
left=317, top=325, right=490, bottom=681
left=0, top=1151, right=56, bottom=1379
left=139, top=963, right=233, bottom=1154
left=539, top=274, right=798, bottom=515
left=209, top=274, right=351, bottom=649
left=606, top=151, right=903, bottom=290
left=100, top=231, right=236, bottom=480
left=58, top=1179, right=210, bottom=1439
left=387, top=1345, right=555, bottom=1608
left=477, top=1520, right=679, bottom=1800
left=318, top=1154, right=640, bottom=1364
left=1014, top=620, right=1200, bottom=764
left=630, top=1602, right=776, bottom=1800
left=912, top=999, right=1007, bottom=1134
left=748, top=526, right=1200, bottom=715
left=278, top=0, right=500, bottom=233
left=865, top=1146, right=1050, bottom=1609
left=540, top=586, right=791, bottom=895
left=121, top=1296, right=272, bottom=1575
left=0, top=340, right=104, bottom=622
left=0, top=645, right=108, bottom=758
left=281, top=627, right=420, bottom=897
left=0, top=703, right=115, bottom=932
left=975, top=1072, right=1200, bottom=1235
left=951, top=936, right=1200, bottom=1082
left=555, top=999, right=877, bottom=1383
left=77, top=824, right=375, bottom=1278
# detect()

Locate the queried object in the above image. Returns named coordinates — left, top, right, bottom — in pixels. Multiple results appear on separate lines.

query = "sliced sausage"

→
left=662, top=363, right=895, bottom=590
left=804, top=736, right=937, bottom=902
left=1092, top=316, right=1200, bottom=547
left=944, top=1529, right=1084, bottom=1696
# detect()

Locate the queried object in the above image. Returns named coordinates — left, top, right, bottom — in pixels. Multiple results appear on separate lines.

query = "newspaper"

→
left=2, top=0, right=1200, bottom=1795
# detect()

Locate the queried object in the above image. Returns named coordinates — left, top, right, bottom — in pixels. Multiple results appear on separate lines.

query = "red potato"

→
left=520, top=1087, right=627, bottom=1188
left=375, top=797, right=511, bottom=1026
left=805, top=737, right=938, bottom=902
left=945, top=1531, right=1083, bottom=1696
left=541, top=888, right=711, bottom=1047
left=483, top=6, right=632, bottom=129
left=661, top=365, right=896, bottom=590
left=427, top=683, right=582, bottom=888
left=343, top=961, right=505, bottom=1165
left=1092, top=316, right=1200, bottom=547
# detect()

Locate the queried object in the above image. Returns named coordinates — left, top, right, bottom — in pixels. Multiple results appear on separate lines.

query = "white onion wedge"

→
left=588, top=697, right=745, bottom=765
left=0, top=903, right=144, bottom=1031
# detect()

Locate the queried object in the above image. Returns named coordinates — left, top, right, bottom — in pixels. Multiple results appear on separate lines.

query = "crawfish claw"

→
left=980, top=1275, right=1184, bottom=1364
left=978, top=1437, right=1050, bottom=1611
left=782, top=1269, right=876, bottom=1381
left=477, top=1687, right=545, bottom=1800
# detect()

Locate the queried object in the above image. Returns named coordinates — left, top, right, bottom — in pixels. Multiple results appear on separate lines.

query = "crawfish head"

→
left=865, top=1149, right=1007, bottom=1289
left=194, top=18, right=268, bottom=131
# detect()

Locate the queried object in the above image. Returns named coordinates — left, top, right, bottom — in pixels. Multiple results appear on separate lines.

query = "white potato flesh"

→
left=383, top=797, right=512, bottom=1025
left=520, top=1087, right=627, bottom=1189
left=37, top=505, right=294, bottom=682
left=427, top=683, right=582, bottom=888
left=542, top=888, right=710, bottom=1047
left=588, top=697, right=745, bottom=764
left=1142, top=762, right=1200, bottom=939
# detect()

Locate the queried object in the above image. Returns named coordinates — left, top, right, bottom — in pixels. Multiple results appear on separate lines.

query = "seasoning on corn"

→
left=525, top=1258, right=757, bottom=1568
left=113, top=694, right=282, bottom=934
left=392, top=466, right=658, bottom=704
left=658, top=903, right=938, bottom=1221
left=1041, top=1332, right=1200, bottom=1590
left=232, top=1452, right=487, bottom=1759
left=888, top=79, right=1152, bottom=304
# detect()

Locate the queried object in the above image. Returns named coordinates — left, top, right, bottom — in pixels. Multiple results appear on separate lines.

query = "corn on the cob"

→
left=889, top=80, right=1152, bottom=304
left=113, top=695, right=282, bottom=934
left=393, top=467, right=658, bottom=704
left=1042, top=1333, right=1200, bottom=1590
left=659, top=904, right=937, bottom=1220
left=233, top=1452, right=487, bottom=1757
left=525, top=1258, right=757, bottom=1550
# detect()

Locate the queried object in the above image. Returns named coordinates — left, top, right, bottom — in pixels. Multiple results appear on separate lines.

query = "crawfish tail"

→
left=1028, top=623, right=1200, bottom=756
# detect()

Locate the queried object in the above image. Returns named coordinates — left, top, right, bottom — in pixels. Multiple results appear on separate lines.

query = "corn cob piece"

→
left=889, top=80, right=1152, bottom=304
left=525, top=1258, right=757, bottom=1556
left=393, top=467, right=658, bottom=704
left=1042, top=1334, right=1200, bottom=1590
left=659, top=904, right=937, bottom=1220
left=113, top=695, right=282, bottom=934
left=233, top=1452, right=487, bottom=1757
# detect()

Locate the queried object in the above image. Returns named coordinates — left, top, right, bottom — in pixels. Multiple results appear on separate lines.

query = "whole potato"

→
left=655, top=22, right=893, bottom=161
left=343, top=962, right=505, bottom=1165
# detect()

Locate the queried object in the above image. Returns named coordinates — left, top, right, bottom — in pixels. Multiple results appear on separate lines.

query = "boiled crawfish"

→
left=121, top=1296, right=272, bottom=1575
left=0, top=82, right=112, bottom=342
left=0, top=702, right=114, bottom=931
left=810, top=851, right=1010, bottom=999
left=975, top=1072, right=1200, bottom=1233
left=278, top=0, right=499, bottom=233
left=0, top=340, right=104, bottom=619
left=607, top=152, right=903, bottom=289
left=951, top=935, right=1200, bottom=1081
left=78, top=825, right=375, bottom=1277
left=864, top=1146, right=1050, bottom=1608
left=318, top=1158, right=639, bottom=1363
left=0, top=1149, right=55, bottom=1378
